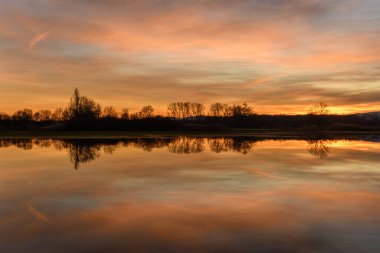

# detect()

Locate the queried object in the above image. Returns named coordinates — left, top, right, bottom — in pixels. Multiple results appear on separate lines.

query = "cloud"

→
left=27, top=203, right=51, bottom=224
left=27, top=30, right=54, bottom=50
left=0, top=0, right=380, bottom=113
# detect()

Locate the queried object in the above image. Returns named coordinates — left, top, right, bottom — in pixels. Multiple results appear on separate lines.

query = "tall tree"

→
left=67, top=88, right=101, bottom=120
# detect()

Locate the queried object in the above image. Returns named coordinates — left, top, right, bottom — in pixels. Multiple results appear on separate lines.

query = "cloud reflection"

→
left=1, top=135, right=380, bottom=169
left=1, top=137, right=380, bottom=252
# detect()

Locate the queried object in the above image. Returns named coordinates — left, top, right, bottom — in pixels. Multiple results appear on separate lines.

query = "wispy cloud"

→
left=0, top=0, right=379, bottom=113
left=27, top=202, right=51, bottom=224
left=27, top=30, right=53, bottom=50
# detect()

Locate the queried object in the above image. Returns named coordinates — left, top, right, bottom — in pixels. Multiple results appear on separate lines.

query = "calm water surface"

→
left=1, top=136, right=380, bottom=253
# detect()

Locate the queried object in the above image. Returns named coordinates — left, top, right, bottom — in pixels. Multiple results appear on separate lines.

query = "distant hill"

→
left=355, top=112, right=380, bottom=119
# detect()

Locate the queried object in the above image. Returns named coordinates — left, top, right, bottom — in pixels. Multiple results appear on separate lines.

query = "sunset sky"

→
left=1, top=0, right=380, bottom=115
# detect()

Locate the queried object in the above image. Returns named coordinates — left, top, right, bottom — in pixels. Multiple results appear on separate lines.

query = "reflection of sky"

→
left=1, top=139, right=380, bottom=252
left=1, top=1, right=380, bottom=114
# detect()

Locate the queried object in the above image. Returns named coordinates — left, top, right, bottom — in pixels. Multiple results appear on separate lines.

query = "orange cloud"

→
left=0, top=0, right=380, bottom=113
left=27, top=30, right=54, bottom=50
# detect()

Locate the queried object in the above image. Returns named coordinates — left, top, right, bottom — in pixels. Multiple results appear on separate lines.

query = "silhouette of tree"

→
left=209, top=103, right=228, bottom=117
left=139, top=105, right=154, bottom=118
left=309, top=102, right=330, bottom=115
left=67, top=88, right=101, bottom=121
left=121, top=108, right=129, bottom=120
left=33, top=109, right=52, bottom=121
left=129, top=112, right=139, bottom=120
left=51, top=107, right=64, bottom=121
left=102, top=106, right=118, bottom=118
left=168, top=102, right=205, bottom=118
left=0, top=112, right=10, bottom=120
left=2, top=88, right=379, bottom=132
left=190, top=103, right=205, bottom=117
left=167, top=102, right=180, bottom=118
left=226, top=103, right=254, bottom=117
left=171, top=102, right=188, bottom=118
left=182, top=102, right=191, bottom=118
left=13, top=109, right=33, bottom=121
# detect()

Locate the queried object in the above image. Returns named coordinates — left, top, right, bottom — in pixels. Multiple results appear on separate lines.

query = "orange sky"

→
left=1, top=0, right=380, bottom=115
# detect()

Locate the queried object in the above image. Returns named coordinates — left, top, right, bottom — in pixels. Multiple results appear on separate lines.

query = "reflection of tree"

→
left=0, top=139, right=60, bottom=150
left=132, top=138, right=171, bottom=152
left=103, top=145, right=117, bottom=155
left=66, top=143, right=101, bottom=170
left=226, top=138, right=255, bottom=154
left=0, top=139, right=33, bottom=150
left=61, top=140, right=120, bottom=169
left=33, top=139, right=52, bottom=148
left=307, top=140, right=332, bottom=159
left=209, top=138, right=256, bottom=154
left=168, top=137, right=205, bottom=154
left=208, top=138, right=230, bottom=153
left=0, top=137, right=257, bottom=169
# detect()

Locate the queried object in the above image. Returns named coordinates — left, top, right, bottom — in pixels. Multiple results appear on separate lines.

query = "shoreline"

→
left=1, top=130, right=380, bottom=139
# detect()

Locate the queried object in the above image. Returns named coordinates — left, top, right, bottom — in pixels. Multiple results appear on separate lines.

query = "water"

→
left=0, top=136, right=380, bottom=253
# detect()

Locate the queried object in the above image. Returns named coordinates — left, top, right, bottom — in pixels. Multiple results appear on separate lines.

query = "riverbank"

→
left=1, top=130, right=380, bottom=139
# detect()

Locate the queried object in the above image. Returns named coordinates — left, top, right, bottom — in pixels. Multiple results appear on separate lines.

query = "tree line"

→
left=0, top=88, right=379, bottom=131
left=0, top=88, right=257, bottom=121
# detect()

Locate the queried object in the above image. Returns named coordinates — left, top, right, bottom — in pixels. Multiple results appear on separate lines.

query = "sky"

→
left=0, top=0, right=380, bottom=115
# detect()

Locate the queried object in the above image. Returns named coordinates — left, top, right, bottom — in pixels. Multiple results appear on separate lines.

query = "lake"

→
left=1, top=136, right=380, bottom=253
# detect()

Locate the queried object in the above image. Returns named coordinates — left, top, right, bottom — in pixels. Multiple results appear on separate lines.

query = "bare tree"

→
left=121, top=108, right=129, bottom=120
left=0, top=112, right=10, bottom=120
left=310, top=102, right=330, bottom=115
left=191, top=103, right=205, bottom=117
left=67, top=88, right=102, bottom=120
left=102, top=106, right=118, bottom=118
left=33, top=109, right=52, bottom=121
left=226, top=103, right=254, bottom=117
left=168, top=103, right=179, bottom=118
left=52, top=107, right=64, bottom=121
left=139, top=105, right=154, bottom=118
left=183, top=102, right=191, bottom=118
left=209, top=103, right=228, bottom=117
left=168, top=102, right=187, bottom=119
left=168, top=102, right=205, bottom=118
left=13, top=109, right=33, bottom=121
